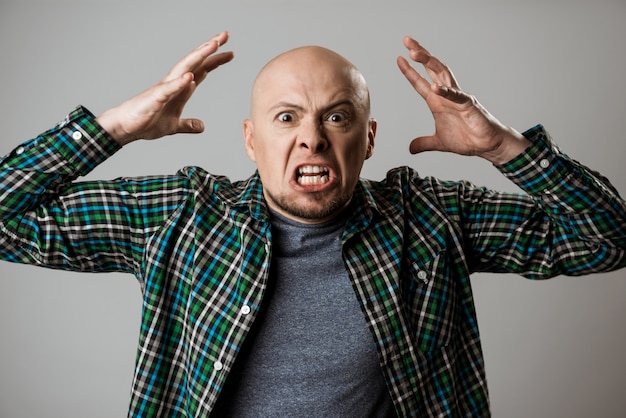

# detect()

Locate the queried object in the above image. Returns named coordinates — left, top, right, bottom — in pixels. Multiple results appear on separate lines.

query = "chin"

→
left=268, top=191, right=351, bottom=222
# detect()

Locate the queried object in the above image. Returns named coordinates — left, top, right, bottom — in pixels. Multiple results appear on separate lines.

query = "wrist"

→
left=482, top=127, right=532, bottom=166
left=95, top=109, right=135, bottom=146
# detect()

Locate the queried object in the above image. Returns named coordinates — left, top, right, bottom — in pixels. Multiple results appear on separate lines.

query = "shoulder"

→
left=176, top=167, right=263, bottom=213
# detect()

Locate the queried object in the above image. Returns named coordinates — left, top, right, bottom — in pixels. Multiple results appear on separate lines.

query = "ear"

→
left=365, top=118, right=377, bottom=159
left=243, top=119, right=257, bottom=162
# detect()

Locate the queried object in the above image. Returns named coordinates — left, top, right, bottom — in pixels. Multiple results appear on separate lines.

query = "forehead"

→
left=251, top=47, right=369, bottom=112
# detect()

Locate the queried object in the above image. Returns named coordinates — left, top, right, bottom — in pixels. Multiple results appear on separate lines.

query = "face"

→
left=243, top=47, right=376, bottom=224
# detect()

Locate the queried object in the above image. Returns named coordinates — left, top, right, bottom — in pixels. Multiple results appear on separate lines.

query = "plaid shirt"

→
left=1, top=106, right=625, bottom=417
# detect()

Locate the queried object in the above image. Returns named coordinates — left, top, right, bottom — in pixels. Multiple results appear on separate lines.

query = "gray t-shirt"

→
left=213, top=209, right=396, bottom=417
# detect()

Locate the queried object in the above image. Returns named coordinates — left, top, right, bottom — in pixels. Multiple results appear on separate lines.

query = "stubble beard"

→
left=265, top=189, right=353, bottom=222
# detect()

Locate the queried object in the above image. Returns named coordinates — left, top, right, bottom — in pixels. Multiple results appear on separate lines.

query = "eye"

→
left=324, top=111, right=352, bottom=130
left=326, top=112, right=347, bottom=123
left=277, top=112, right=295, bottom=123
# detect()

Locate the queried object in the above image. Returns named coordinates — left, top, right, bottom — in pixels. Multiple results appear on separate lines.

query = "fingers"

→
left=165, top=31, right=232, bottom=82
left=150, top=72, right=196, bottom=106
left=192, top=51, right=235, bottom=86
left=398, top=37, right=474, bottom=107
left=432, top=84, right=474, bottom=106
left=152, top=32, right=234, bottom=111
left=397, top=56, right=433, bottom=101
left=401, top=36, right=459, bottom=89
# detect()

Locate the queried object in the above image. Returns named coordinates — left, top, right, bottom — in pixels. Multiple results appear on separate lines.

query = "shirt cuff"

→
left=6, top=106, right=121, bottom=178
left=498, top=125, right=573, bottom=195
left=51, top=105, right=121, bottom=176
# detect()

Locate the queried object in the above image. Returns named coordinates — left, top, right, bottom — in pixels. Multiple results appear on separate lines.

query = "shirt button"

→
left=539, top=158, right=550, bottom=168
left=214, top=361, right=224, bottom=371
left=16, top=146, right=25, bottom=155
left=241, top=305, right=251, bottom=315
left=72, top=131, right=83, bottom=141
left=417, top=270, right=428, bottom=282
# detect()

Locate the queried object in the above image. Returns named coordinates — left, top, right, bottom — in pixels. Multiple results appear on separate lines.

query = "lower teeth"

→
left=299, top=175, right=328, bottom=184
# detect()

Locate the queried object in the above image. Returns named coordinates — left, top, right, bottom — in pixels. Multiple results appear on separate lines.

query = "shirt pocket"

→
left=403, top=250, right=457, bottom=353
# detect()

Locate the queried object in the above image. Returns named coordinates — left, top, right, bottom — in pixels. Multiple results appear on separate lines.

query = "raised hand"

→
left=96, top=31, right=234, bottom=146
left=397, top=36, right=529, bottom=165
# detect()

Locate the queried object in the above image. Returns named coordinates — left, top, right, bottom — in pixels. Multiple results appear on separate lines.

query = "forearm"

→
left=502, top=126, right=626, bottom=224
left=0, top=106, right=120, bottom=218
left=0, top=107, right=192, bottom=273
left=494, top=125, right=626, bottom=275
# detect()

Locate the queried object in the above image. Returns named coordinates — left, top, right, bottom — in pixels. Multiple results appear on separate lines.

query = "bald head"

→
left=241, top=44, right=377, bottom=223
left=249, top=46, right=371, bottom=119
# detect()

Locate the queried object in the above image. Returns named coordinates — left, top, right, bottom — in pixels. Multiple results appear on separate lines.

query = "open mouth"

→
left=297, top=165, right=330, bottom=185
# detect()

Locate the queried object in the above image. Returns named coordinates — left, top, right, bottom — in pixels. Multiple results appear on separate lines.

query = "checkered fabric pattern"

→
left=1, top=106, right=624, bottom=417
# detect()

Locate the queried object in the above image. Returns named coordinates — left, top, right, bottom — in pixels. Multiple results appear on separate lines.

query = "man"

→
left=1, top=31, right=624, bottom=417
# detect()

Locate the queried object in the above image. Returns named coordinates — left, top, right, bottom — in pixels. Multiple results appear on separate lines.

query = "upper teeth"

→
left=299, top=166, right=328, bottom=175
left=297, top=165, right=330, bottom=185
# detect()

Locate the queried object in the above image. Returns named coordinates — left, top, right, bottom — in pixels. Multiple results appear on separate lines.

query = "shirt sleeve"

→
left=466, top=125, right=626, bottom=278
left=0, top=106, right=189, bottom=276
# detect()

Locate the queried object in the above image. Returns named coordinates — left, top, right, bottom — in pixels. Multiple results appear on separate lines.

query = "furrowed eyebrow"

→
left=268, top=99, right=356, bottom=114
left=268, top=102, right=305, bottom=113
left=322, top=100, right=355, bottom=113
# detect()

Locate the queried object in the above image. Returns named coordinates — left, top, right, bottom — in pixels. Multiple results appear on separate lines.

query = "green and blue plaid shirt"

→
left=1, top=106, right=625, bottom=417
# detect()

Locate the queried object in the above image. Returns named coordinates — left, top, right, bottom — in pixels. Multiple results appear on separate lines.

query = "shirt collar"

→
left=216, top=171, right=269, bottom=221
left=221, top=172, right=385, bottom=227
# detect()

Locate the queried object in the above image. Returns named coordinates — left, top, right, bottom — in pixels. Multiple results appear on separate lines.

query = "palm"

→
left=96, top=32, right=234, bottom=145
left=426, top=89, right=504, bottom=156
left=397, top=36, right=513, bottom=160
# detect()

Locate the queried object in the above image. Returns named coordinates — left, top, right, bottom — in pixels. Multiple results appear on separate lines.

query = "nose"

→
left=299, top=119, right=329, bottom=153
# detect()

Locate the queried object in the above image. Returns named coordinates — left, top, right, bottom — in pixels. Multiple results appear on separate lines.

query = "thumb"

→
left=176, top=118, right=205, bottom=135
left=409, top=135, right=440, bottom=154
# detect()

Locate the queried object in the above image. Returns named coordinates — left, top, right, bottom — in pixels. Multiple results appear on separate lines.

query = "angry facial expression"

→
left=244, top=46, right=376, bottom=224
